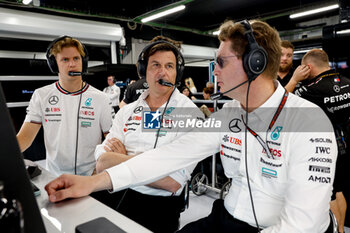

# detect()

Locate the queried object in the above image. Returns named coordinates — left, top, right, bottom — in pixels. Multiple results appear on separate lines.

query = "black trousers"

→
left=178, top=199, right=258, bottom=233
left=92, top=188, right=185, bottom=233
left=179, top=199, right=333, bottom=233
left=116, top=188, right=185, bottom=233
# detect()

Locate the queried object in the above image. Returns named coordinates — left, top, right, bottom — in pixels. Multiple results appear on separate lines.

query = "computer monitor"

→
left=0, top=82, right=46, bottom=233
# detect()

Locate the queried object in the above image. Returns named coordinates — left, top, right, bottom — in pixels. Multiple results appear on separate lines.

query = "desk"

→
left=31, top=167, right=152, bottom=233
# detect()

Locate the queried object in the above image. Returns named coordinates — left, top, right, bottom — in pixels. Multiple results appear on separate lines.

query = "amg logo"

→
left=308, top=157, right=332, bottom=163
left=309, top=165, right=330, bottom=173
left=308, top=175, right=331, bottom=183
left=315, top=147, right=330, bottom=154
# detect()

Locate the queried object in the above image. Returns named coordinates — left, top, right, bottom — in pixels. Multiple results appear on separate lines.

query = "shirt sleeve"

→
left=262, top=121, right=337, bottom=232
left=95, top=105, right=126, bottom=160
left=99, top=94, right=114, bottom=133
left=24, top=90, right=43, bottom=124
left=106, top=129, right=221, bottom=192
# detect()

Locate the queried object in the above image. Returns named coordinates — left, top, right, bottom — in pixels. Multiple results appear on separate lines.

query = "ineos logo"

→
left=48, top=95, right=59, bottom=105
left=229, top=118, right=241, bottom=133
left=134, top=106, right=143, bottom=114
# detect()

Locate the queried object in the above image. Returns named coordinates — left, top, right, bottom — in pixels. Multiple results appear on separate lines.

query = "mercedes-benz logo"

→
left=48, top=95, right=59, bottom=105
left=229, top=118, right=241, bottom=133
left=134, top=106, right=143, bottom=114
left=333, top=85, right=340, bottom=93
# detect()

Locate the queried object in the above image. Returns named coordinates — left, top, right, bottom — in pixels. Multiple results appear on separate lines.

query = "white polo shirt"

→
left=95, top=88, right=202, bottom=196
left=103, top=85, right=120, bottom=107
left=25, top=82, right=113, bottom=176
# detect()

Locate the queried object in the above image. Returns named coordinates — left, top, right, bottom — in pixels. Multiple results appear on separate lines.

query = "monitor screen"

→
left=0, top=83, right=46, bottom=233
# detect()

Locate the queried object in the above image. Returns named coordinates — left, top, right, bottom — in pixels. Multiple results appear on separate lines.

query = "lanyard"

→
left=241, top=90, right=288, bottom=159
left=307, top=72, right=339, bottom=87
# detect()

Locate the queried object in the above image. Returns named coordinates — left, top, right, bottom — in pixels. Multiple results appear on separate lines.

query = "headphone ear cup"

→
left=137, top=60, right=146, bottom=79
left=47, top=54, right=59, bottom=73
left=248, top=49, right=267, bottom=75
left=243, top=48, right=267, bottom=82
left=176, top=63, right=185, bottom=84
left=81, top=46, right=89, bottom=74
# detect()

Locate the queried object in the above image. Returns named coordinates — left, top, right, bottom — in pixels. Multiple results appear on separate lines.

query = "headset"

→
left=46, top=35, right=89, bottom=74
left=211, top=20, right=268, bottom=100
left=136, top=40, right=185, bottom=85
left=240, top=20, right=268, bottom=82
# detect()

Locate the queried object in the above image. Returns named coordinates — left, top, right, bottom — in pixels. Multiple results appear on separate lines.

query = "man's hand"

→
left=45, top=172, right=112, bottom=202
left=285, top=65, right=310, bottom=93
left=104, top=138, right=127, bottom=155
left=291, top=65, right=310, bottom=83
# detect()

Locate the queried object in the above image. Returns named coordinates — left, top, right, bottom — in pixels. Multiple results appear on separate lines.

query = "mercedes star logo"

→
left=134, top=106, right=143, bottom=114
left=48, top=95, right=59, bottom=105
left=229, top=118, right=241, bottom=133
left=333, top=85, right=340, bottom=93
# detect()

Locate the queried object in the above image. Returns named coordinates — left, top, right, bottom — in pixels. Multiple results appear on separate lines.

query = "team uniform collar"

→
left=140, top=88, right=180, bottom=106
left=55, top=81, right=89, bottom=96
left=238, top=81, right=286, bottom=122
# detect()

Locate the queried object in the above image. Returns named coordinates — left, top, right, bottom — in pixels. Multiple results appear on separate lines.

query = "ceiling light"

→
left=141, top=5, right=185, bottom=23
left=212, top=30, right=220, bottom=35
left=22, top=0, right=32, bottom=5
left=290, top=4, right=339, bottom=19
left=336, top=29, right=350, bottom=35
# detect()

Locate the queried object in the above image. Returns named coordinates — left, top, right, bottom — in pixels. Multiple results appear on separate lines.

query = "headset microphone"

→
left=158, top=79, right=176, bottom=87
left=210, top=79, right=250, bottom=100
left=68, top=71, right=83, bottom=76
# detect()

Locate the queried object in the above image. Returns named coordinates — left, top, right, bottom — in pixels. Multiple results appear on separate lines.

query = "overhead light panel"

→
left=141, top=5, right=185, bottom=23
left=337, top=29, right=350, bottom=35
left=212, top=30, right=220, bottom=35
left=290, top=4, right=339, bottom=19
left=22, top=0, right=32, bottom=4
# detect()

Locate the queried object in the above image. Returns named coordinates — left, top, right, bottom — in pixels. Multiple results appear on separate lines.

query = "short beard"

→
left=279, top=62, right=293, bottom=73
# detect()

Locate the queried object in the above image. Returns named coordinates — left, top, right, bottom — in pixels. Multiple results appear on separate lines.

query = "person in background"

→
left=181, top=86, right=196, bottom=100
left=17, top=36, right=113, bottom=176
left=119, top=78, right=148, bottom=109
left=292, top=49, right=350, bottom=233
left=45, top=21, right=337, bottom=232
left=93, top=35, right=200, bottom=233
left=184, top=77, right=197, bottom=93
left=103, top=75, right=120, bottom=113
left=278, top=40, right=310, bottom=93
left=200, top=86, right=214, bottom=117
left=277, top=40, right=295, bottom=87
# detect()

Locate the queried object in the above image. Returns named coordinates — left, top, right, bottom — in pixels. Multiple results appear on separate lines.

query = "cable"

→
left=116, top=85, right=176, bottom=211
left=153, top=86, right=177, bottom=149
left=244, top=81, right=261, bottom=232
left=74, top=81, right=84, bottom=175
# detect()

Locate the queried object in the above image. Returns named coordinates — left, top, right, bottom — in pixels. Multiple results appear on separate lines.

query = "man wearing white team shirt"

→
left=103, top=75, right=120, bottom=113
left=17, top=36, right=113, bottom=176
left=92, top=36, right=201, bottom=233
left=46, top=22, right=337, bottom=233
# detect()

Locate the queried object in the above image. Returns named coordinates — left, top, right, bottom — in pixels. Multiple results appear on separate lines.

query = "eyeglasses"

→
left=214, top=55, right=237, bottom=69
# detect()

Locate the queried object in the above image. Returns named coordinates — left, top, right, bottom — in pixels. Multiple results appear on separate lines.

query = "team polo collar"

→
left=55, top=81, right=89, bottom=95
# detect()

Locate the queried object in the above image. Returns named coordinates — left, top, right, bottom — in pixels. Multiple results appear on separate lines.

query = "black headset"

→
left=46, top=35, right=89, bottom=74
left=240, top=20, right=268, bottom=82
left=136, top=40, right=185, bottom=85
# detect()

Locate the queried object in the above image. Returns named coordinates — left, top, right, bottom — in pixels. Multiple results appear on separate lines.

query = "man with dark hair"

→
left=92, top=35, right=199, bottom=233
left=103, top=75, right=120, bottom=113
left=46, top=22, right=337, bottom=232
left=293, top=49, right=350, bottom=233
left=17, top=36, right=113, bottom=176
